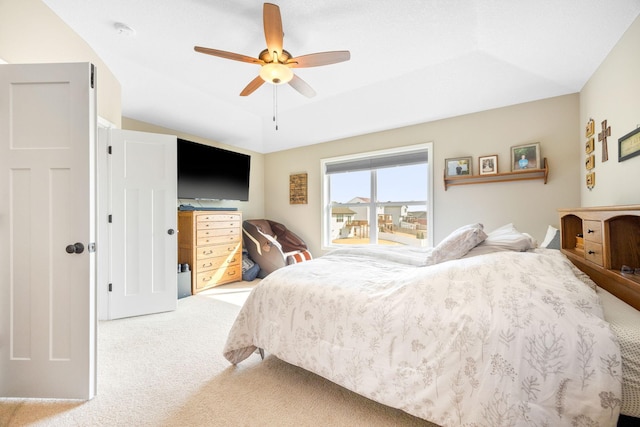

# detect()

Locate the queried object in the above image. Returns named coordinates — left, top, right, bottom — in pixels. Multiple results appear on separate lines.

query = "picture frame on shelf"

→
left=445, top=157, right=472, bottom=177
left=511, top=142, right=541, bottom=171
left=618, top=127, right=640, bottom=162
left=478, top=155, right=498, bottom=175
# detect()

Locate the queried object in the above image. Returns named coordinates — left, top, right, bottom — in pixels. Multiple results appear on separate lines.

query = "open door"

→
left=104, top=129, right=177, bottom=320
left=0, top=62, right=97, bottom=399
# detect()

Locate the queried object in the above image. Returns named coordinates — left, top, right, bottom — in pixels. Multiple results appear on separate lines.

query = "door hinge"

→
left=108, top=145, right=112, bottom=155
left=108, top=214, right=112, bottom=223
left=108, top=283, right=112, bottom=292
left=90, top=64, right=95, bottom=89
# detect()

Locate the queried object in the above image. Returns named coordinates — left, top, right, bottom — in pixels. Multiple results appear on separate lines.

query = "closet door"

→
left=106, top=129, right=177, bottom=320
left=0, top=62, right=97, bottom=399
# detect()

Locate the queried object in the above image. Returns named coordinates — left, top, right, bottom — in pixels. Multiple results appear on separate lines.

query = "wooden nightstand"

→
left=559, top=205, right=640, bottom=310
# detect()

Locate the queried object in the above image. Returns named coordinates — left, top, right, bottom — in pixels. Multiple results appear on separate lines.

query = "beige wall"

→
left=5, top=0, right=635, bottom=257
left=122, top=118, right=265, bottom=220
left=580, top=15, right=640, bottom=207
left=265, top=94, right=580, bottom=256
left=0, top=0, right=121, bottom=126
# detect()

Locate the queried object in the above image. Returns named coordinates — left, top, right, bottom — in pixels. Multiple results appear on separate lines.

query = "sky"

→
left=330, top=164, right=428, bottom=207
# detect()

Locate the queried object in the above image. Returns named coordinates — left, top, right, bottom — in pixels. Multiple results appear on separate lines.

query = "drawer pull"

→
left=588, top=250, right=595, bottom=255
left=227, top=271, right=236, bottom=276
left=227, top=258, right=237, bottom=264
left=587, top=229, right=595, bottom=233
left=202, top=263, right=213, bottom=268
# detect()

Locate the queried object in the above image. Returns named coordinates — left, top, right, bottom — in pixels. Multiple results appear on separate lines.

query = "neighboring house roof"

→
left=331, top=207, right=356, bottom=215
left=349, top=197, right=371, bottom=203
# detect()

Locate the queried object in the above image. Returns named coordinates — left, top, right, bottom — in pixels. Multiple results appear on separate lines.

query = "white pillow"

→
left=522, top=232, right=538, bottom=248
left=463, top=223, right=535, bottom=258
left=540, top=225, right=560, bottom=249
left=425, top=223, right=487, bottom=265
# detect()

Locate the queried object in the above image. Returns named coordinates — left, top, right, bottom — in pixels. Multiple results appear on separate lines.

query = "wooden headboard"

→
left=558, top=205, right=640, bottom=311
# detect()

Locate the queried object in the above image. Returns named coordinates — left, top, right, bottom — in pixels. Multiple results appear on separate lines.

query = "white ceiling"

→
left=42, top=0, right=640, bottom=154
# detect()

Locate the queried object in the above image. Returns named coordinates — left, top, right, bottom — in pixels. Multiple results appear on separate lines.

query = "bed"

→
left=223, top=223, right=630, bottom=426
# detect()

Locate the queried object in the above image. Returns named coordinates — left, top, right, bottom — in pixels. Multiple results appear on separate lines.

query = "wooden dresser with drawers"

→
left=178, top=210, right=242, bottom=294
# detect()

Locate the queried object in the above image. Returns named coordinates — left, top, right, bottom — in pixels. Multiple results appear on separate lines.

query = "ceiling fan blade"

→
left=240, top=75, right=266, bottom=96
left=287, top=51, right=351, bottom=68
left=288, top=74, right=316, bottom=98
left=263, top=3, right=284, bottom=62
left=194, top=46, right=263, bottom=65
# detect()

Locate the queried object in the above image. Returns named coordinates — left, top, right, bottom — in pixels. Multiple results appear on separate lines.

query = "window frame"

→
left=321, top=142, right=433, bottom=250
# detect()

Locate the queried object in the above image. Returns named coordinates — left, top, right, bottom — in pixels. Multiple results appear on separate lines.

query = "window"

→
left=321, top=143, right=433, bottom=249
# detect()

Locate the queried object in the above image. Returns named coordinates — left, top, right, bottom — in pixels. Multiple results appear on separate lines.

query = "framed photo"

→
left=511, top=142, right=541, bottom=171
left=585, top=137, right=594, bottom=154
left=445, top=157, right=472, bottom=177
left=586, top=171, right=595, bottom=189
left=618, top=127, right=640, bottom=162
left=585, top=118, right=595, bottom=138
left=478, top=155, right=498, bottom=175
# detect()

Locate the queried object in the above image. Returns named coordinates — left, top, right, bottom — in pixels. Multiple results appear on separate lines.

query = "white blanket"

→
left=224, top=248, right=622, bottom=426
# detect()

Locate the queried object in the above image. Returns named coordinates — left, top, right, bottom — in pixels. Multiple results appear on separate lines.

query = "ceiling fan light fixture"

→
left=259, top=63, right=293, bottom=85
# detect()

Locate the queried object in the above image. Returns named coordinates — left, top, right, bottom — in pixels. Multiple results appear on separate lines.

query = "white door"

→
left=106, top=129, right=177, bottom=320
left=0, top=63, right=97, bottom=399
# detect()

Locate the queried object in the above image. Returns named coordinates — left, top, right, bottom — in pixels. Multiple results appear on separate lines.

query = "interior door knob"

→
left=66, top=242, right=85, bottom=254
left=167, top=229, right=175, bottom=235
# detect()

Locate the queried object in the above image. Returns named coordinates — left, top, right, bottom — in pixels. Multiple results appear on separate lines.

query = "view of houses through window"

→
left=322, top=144, right=432, bottom=248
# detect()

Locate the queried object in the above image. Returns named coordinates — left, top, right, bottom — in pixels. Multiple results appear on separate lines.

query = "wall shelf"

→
left=444, top=158, right=548, bottom=191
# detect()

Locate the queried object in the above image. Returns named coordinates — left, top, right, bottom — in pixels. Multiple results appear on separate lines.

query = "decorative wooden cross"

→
left=598, top=120, right=611, bottom=162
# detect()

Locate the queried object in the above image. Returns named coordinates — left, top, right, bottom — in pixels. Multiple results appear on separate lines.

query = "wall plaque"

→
left=619, top=127, right=640, bottom=162
left=289, top=173, right=308, bottom=204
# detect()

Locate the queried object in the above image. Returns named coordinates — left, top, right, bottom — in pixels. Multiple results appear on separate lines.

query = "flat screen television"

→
left=177, top=138, right=251, bottom=201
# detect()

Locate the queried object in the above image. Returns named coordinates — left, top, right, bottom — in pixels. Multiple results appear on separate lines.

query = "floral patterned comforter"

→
left=223, top=248, right=622, bottom=426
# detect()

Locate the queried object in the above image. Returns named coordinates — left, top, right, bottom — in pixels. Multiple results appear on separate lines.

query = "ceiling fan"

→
left=194, top=2, right=350, bottom=98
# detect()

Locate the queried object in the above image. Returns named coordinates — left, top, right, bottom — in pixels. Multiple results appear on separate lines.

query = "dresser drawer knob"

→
left=587, top=229, right=595, bottom=233
left=588, top=250, right=595, bottom=255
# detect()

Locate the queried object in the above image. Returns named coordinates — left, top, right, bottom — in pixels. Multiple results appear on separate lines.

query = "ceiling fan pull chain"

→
left=273, top=85, right=279, bottom=131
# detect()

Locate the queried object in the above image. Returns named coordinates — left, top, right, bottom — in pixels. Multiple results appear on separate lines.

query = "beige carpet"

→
left=0, top=281, right=437, bottom=427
